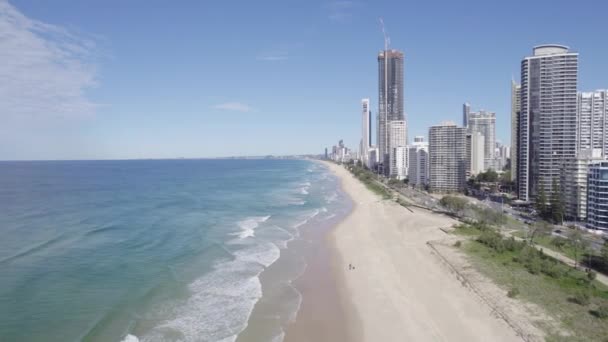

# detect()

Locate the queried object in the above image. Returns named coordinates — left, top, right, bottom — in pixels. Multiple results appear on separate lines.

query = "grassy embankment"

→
left=346, top=165, right=392, bottom=199
left=452, top=222, right=608, bottom=342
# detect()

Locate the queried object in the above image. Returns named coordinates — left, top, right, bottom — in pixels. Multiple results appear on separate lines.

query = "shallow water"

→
left=0, top=159, right=346, bottom=342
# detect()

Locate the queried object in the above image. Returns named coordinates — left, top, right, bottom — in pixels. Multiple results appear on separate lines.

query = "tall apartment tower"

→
left=388, top=120, right=407, bottom=179
left=468, top=110, right=496, bottom=170
left=463, top=103, right=471, bottom=127
left=518, top=45, right=578, bottom=202
left=511, top=81, right=521, bottom=182
left=577, top=90, right=608, bottom=156
left=377, top=49, right=405, bottom=175
left=409, top=136, right=429, bottom=187
left=429, top=122, right=467, bottom=192
left=360, top=98, right=372, bottom=166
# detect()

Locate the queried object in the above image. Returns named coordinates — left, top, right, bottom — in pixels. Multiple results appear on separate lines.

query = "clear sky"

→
left=1, top=0, right=607, bottom=160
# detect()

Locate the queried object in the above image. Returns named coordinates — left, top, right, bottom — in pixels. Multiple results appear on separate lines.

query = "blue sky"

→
left=1, top=0, right=607, bottom=160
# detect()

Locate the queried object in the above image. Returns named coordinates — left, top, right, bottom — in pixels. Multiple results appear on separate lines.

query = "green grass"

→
left=348, top=166, right=391, bottom=199
left=512, top=231, right=580, bottom=261
left=463, top=240, right=608, bottom=341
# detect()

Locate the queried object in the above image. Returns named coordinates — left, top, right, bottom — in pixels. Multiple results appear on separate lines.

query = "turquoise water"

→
left=0, top=159, right=345, bottom=342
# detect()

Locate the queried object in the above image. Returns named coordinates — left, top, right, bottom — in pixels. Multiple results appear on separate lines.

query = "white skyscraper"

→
left=518, top=45, right=578, bottom=201
left=429, top=122, right=467, bottom=192
left=469, top=131, right=485, bottom=176
left=511, top=81, right=521, bottom=181
left=467, top=109, right=496, bottom=171
left=388, top=120, right=407, bottom=179
left=577, top=90, right=608, bottom=156
left=360, top=98, right=372, bottom=166
left=408, top=136, right=429, bottom=187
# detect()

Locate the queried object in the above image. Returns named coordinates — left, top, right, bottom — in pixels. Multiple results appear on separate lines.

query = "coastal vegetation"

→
left=346, top=164, right=391, bottom=199
left=453, top=222, right=608, bottom=341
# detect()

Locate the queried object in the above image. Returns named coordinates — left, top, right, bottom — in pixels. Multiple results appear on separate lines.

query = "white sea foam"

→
left=324, top=192, right=338, bottom=203
left=138, top=241, right=282, bottom=342
left=120, top=334, right=139, bottom=342
left=231, top=216, right=270, bottom=239
left=293, top=209, right=320, bottom=229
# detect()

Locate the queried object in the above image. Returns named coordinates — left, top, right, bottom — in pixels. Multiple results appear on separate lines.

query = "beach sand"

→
left=285, top=162, right=525, bottom=342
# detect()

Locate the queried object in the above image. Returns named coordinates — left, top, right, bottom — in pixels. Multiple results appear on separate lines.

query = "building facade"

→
left=467, top=110, right=496, bottom=171
left=467, top=131, right=485, bottom=176
left=577, top=90, right=608, bottom=156
left=587, top=161, right=608, bottom=231
left=560, top=149, right=603, bottom=221
left=511, top=81, right=521, bottom=182
left=429, top=122, right=467, bottom=192
left=408, top=136, right=429, bottom=187
left=377, top=49, right=405, bottom=175
left=518, top=45, right=578, bottom=202
left=388, top=120, right=407, bottom=179
left=360, top=98, right=372, bottom=167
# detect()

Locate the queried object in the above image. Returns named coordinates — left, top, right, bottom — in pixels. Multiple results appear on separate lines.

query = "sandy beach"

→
left=287, top=162, right=525, bottom=342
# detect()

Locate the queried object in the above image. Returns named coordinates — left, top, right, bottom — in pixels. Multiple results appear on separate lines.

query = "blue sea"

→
left=0, top=159, right=348, bottom=342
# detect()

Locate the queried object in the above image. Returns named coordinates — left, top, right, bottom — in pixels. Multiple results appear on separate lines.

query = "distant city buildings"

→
left=517, top=45, right=578, bottom=202
left=429, top=122, right=467, bottom=192
left=577, top=90, right=608, bottom=156
left=377, top=49, right=406, bottom=177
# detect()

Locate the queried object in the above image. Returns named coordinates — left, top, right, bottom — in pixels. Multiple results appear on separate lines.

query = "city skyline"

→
left=2, top=1, right=608, bottom=160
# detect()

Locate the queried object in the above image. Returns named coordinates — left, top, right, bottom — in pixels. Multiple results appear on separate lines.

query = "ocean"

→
left=0, top=159, right=349, bottom=342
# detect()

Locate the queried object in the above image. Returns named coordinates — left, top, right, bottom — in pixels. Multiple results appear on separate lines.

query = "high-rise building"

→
left=429, top=122, right=467, bottom=192
left=463, top=103, right=470, bottom=127
left=560, top=149, right=603, bottom=221
left=408, top=136, right=429, bottom=187
left=518, top=45, right=578, bottom=202
left=377, top=49, right=405, bottom=175
left=466, top=131, right=485, bottom=176
left=511, top=81, right=521, bottom=182
left=360, top=98, right=372, bottom=166
left=467, top=109, right=496, bottom=171
left=577, top=90, right=608, bottom=156
left=587, top=160, right=608, bottom=231
left=388, top=120, right=407, bottom=179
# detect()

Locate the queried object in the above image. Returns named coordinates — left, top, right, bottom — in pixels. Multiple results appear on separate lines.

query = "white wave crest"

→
left=231, top=216, right=270, bottom=239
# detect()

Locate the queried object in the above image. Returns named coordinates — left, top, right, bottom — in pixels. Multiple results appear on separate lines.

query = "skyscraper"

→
left=429, top=122, right=467, bottom=192
left=360, top=98, right=372, bottom=166
left=463, top=103, right=470, bottom=127
left=408, top=136, right=429, bottom=188
left=511, top=81, right=521, bottom=181
left=518, top=45, right=578, bottom=202
left=466, top=131, right=485, bottom=176
left=388, top=120, right=407, bottom=179
left=377, top=49, right=405, bottom=175
left=577, top=90, right=608, bottom=156
left=467, top=110, right=496, bottom=171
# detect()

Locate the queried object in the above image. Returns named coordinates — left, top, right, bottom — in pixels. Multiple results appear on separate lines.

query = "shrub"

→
left=596, top=305, right=608, bottom=319
left=572, top=291, right=591, bottom=306
left=454, top=241, right=462, bottom=248
left=507, top=287, right=520, bottom=298
left=526, top=257, right=542, bottom=275
left=587, top=270, right=597, bottom=282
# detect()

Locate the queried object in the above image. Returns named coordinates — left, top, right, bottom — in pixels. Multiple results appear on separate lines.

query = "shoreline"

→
left=285, top=161, right=525, bottom=341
